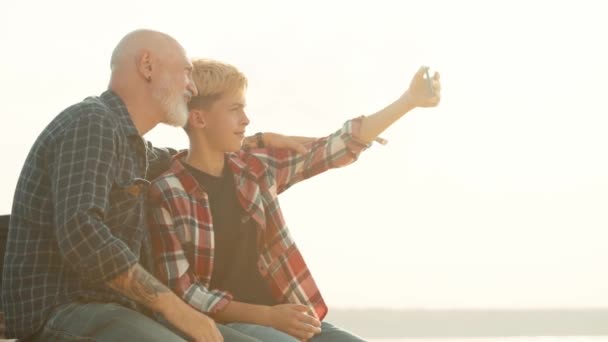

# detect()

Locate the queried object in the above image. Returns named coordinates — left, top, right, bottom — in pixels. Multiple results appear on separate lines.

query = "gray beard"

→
left=162, top=98, right=188, bottom=127
left=153, top=84, right=188, bottom=127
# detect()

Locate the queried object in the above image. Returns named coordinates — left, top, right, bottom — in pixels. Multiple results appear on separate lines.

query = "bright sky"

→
left=1, top=0, right=607, bottom=310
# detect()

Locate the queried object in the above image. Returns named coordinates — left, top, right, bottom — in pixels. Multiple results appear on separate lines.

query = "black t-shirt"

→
left=183, top=161, right=276, bottom=306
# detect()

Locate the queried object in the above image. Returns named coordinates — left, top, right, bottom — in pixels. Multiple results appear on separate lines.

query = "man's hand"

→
left=165, top=302, right=224, bottom=342
left=264, top=304, right=321, bottom=341
left=401, top=66, right=442, bottom=108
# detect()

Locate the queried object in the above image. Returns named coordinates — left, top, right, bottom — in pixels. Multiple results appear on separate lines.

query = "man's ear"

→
left=188, top=109, right=207, bottom=129
left=136, top=50, right=153, bottom=82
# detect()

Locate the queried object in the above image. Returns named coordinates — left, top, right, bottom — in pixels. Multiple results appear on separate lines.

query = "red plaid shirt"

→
left=147, top=118, right=368, bottom=320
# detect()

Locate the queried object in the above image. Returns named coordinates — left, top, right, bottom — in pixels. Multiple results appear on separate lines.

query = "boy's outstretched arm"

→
left=242, top=133, right=315, bottom=154
left=359, top=66, right=441, bottom=144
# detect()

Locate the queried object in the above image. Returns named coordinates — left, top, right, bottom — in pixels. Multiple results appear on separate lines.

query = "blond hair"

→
left=188, top=58, right=248, bottom=110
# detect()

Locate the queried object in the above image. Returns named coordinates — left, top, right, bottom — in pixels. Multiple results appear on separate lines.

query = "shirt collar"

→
left=168, top=151, right=257, bottom=196
left=167, top=151, right=267, bottom=227
left=100, top=90, right=140, bottom=138
left=226, top=152, right=267, bottom=180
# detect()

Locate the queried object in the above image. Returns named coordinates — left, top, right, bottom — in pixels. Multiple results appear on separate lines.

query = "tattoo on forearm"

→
left=108, top=264, right=169, bottom=305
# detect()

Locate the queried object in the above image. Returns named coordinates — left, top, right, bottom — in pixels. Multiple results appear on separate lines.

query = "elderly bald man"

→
left=1, top=29, right=304, bottom=342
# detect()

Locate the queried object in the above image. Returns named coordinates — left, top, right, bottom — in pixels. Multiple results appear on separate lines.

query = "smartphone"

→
left=425, top=67, right=435, bottom=96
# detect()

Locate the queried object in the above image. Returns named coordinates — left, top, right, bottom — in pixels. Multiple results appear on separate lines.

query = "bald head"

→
left=107, top=29, right=197, bottom=133
left=110, top=29, right=184, bottom=72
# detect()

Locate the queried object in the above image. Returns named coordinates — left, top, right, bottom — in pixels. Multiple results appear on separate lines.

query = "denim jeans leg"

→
left=217, top=324, right=265, bottom=342
left=33, top=302, right=187, bottom=342
left=310, top=321, right=366, bottom=342
left=155, top=312, right=262, bottom=342
left=226, top=322, right=299, bottom=342
left=227, top=321, right=366, bottom=341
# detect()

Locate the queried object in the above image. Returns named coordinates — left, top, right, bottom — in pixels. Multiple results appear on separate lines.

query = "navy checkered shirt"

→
left=1, top=91, right=173, bottom=339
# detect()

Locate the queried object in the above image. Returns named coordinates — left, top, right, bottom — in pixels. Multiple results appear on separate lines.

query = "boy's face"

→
left=200, top=90, right=249, bottom=152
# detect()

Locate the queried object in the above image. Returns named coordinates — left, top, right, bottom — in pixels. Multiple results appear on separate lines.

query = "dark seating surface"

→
left=1, top=215, right=8, bottom=277
left=1, top=215, right=9, bottom=338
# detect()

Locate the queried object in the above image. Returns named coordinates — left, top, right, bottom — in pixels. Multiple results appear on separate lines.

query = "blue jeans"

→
left=30, top=302, right=259, bottom=342
left=226, top=321, right=366, bottom=341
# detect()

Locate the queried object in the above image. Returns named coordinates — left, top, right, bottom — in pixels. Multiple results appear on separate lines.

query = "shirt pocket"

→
left=107, top=175, right=150, bottom=236
left=110, top=177, right=149, bottom=205
left=110, top=154, right=149, bottom=209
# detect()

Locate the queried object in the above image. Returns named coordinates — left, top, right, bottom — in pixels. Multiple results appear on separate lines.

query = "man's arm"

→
left=50, top=113, right=221, bottom=342
left=243, top=134, right=315, bottom=154
left=51, top=113, right=139, bottom=283
left=106, top=263, right=170, bottom=307
left=106, top=264, right=222, bottom=342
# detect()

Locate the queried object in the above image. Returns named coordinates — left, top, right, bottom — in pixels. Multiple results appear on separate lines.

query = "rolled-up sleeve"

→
left=50, top=113, right=137, bottom=283
left=250, top=116, right=370, bottom=193
left=148, top=194, right=233, bottom=314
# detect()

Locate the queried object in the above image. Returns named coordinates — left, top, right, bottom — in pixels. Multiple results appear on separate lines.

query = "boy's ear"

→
left=188, top=109, right=207, bottom=129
